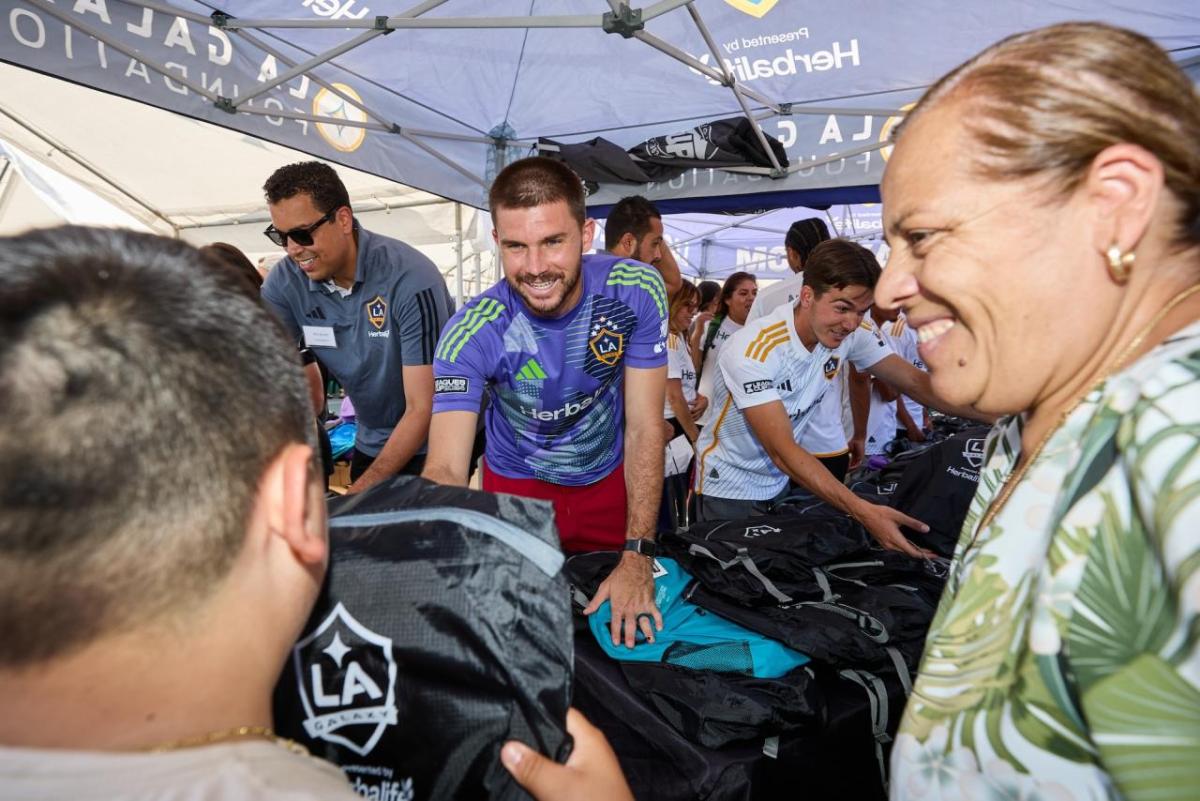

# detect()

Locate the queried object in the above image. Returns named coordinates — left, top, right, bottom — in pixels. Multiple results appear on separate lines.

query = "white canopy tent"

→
left=2, top=1, right=1195, bottom=217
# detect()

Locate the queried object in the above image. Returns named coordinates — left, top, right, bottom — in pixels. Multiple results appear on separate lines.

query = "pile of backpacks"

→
left=569, top=421, right=991, bottom=800
left=267, top=420, right=991, bottom=801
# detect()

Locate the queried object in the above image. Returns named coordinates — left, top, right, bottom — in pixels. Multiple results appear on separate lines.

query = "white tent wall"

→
left=0, top=61, right=492, bottom=302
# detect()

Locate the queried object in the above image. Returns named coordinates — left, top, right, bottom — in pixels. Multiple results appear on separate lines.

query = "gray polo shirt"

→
left=262, top=227, right=453, bottom=457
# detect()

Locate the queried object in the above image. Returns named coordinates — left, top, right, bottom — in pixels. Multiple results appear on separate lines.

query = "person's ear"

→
left=262, top=443, right=327, bottom=568
left=1084, top=143, right=1162, bottom=258
left=618, top=231, right=637, bottom=256
left=799, top=284, right=815, bottom=309
left=335, top=205, right=355, bottom=234
left=582, top=218, right=597, bottom=251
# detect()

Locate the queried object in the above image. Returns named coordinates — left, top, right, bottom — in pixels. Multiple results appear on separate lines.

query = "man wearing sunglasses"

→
left=261, top=162, right=454, bottom=493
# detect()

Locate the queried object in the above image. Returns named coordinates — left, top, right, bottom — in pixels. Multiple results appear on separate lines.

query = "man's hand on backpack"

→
left=583, top=552, right=663, bottom=648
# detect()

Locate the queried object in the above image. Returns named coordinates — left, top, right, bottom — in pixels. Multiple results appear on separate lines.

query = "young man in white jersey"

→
left=746, top=217, right=873, bottom=479
left=693, top=239, right=983, bottom=557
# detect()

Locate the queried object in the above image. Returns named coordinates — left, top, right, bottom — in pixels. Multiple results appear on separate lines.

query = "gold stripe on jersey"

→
left=667, top=333, right=680, bottom=349
left=752, top=336, right=790, bottom=363
left=745, top=324, right=789, bottom=362
left=859, top=320, right=874, bottom=331
left=696, top=395, right=735, bottom=495
left=890, top=318, right=907, bottom=337
left=743, top=322, right=787, bottom=360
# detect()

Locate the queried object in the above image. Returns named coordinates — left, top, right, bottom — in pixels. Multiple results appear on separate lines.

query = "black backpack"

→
left=273, top=477, right=573, bottom=801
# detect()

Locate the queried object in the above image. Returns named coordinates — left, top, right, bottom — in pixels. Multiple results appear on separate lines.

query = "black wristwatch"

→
left=623, top=538, right=657, bottom=558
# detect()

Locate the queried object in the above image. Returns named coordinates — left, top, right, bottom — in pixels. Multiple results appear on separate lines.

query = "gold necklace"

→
left=147, top=725, right=311, bottom=757
left=974, top=282, right=1200, bottom=536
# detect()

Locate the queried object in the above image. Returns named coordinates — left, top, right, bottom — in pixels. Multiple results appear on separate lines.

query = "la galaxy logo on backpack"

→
left=291, top=602, right=399, bottom=756
left=962, top=438, right=985, bottom=470
left=589, top=319, right=625, bottom=366
left=366, top=295, right=388, bottom=331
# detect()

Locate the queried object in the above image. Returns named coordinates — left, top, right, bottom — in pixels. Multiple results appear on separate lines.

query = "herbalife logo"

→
left=516, top=358, right=547, bottom=382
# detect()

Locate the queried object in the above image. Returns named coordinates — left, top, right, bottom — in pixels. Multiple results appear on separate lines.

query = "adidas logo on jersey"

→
left=516, top=358, right=547, bottom=381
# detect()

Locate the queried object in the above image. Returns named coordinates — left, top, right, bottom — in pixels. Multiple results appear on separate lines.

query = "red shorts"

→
left=482, top=461, right=627, bottom=553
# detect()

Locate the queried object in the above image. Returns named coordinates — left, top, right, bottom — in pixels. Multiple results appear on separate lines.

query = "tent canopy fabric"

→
left=0, top=61, right=491, bottom=273
left=2, top=1, right=1196, bottom=216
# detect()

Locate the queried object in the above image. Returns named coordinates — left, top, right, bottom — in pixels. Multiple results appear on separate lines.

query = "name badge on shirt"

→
left=302, top=325, right=337, bottom=349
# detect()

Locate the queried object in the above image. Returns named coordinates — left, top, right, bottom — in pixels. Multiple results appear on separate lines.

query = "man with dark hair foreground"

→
left=693, top=239, right=985, bottom=554
left=261, top=161, right=454, bottom=494
left=604, top=194, right=683, bottom=297
left=424, top=156, right=670, bottom=648
left=0, top=225, right=354, bottom=797
left=0, top=226, right=633, bottom=801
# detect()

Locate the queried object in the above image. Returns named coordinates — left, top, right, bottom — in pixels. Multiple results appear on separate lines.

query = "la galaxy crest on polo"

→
left=366, top=295, right=387, bottom=331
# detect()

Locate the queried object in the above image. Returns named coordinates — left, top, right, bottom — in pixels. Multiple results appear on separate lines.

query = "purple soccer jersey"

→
left=433, top=254, right=668, bottom=485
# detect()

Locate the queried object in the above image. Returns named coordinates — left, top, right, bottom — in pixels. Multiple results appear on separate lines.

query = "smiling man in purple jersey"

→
left=423, top=157, right=670, bottom=649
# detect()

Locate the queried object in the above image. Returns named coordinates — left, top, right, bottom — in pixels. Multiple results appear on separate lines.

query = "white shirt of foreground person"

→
left=695, top=301, right=891, bottom=500
left=0, top=740, right=358, bottom=800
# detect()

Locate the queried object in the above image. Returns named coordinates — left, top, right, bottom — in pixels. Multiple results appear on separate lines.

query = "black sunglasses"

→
left=263, top=207, right=338, bottom=247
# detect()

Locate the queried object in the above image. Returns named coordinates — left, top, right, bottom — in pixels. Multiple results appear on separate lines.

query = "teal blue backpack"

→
left=578, top=556, right=810, bottom=679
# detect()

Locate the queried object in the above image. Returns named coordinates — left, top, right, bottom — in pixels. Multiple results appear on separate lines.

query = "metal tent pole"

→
left=454, top=203, right=464, bottom=305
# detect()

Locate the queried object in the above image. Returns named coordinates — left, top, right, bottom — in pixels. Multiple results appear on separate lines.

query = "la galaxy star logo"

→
left=589, top=317, right=625, bottom=366
left=366, top=295, right=387, bottom=331
left=292, top=602, right=398, bottom=757
left=743, top=524, right=781, bottom=539
left=823, top=355, right=841, bottom=380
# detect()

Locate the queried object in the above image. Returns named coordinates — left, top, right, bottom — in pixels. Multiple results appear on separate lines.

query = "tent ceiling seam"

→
left=500, top=0, right=539, bottom=134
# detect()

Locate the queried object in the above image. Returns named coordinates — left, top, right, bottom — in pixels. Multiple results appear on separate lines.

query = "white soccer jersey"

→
left=747, top=272, right=803, bottom=323
left=696, top=315, right=742, bottom=426
left=865, top=384, right=898, bottom=456
left=664, top=332, right=698, bottom=418
left=865, top=315, right=926, bottom=454
left=887, top=315, right=926, bottom=424
left=694, top=304, right=892, bottom=501
left=747, top=272, right=867, bottom=457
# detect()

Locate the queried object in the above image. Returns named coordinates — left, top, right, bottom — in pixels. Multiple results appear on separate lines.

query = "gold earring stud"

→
left=1106, top=243, right=1135, bottom=284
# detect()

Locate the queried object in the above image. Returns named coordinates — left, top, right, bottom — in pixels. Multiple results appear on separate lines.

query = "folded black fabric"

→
left=273, top=476, right=573, bottom=801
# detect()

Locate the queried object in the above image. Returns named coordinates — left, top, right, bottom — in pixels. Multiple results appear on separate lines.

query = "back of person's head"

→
left=489, top=156, right=586, bottom=226
left=697, top=279, right=721, bottom=311
left=0, top=226, right=314, bottom=668
left=604, top=196, right=662, bottom=250
left=901, top=21, right=1200, bottom=248
left=264, top=161, right=352, bottom=215
left=199, top=242, right=263, bottom=295
left=668, top=281, right=700, bottom=332
left=802, top=239, right=882, bottom=297
left=717, top=271, right=756, bottom=318
left=785, top=218, right=831, bottom=264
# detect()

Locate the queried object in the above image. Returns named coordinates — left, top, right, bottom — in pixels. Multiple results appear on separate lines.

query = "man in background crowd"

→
left=603, top=194, right=683, bottom=298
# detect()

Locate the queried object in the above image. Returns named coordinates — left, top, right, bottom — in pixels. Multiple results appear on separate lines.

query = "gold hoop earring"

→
left=1106, top=243, right=1135, bottom=284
